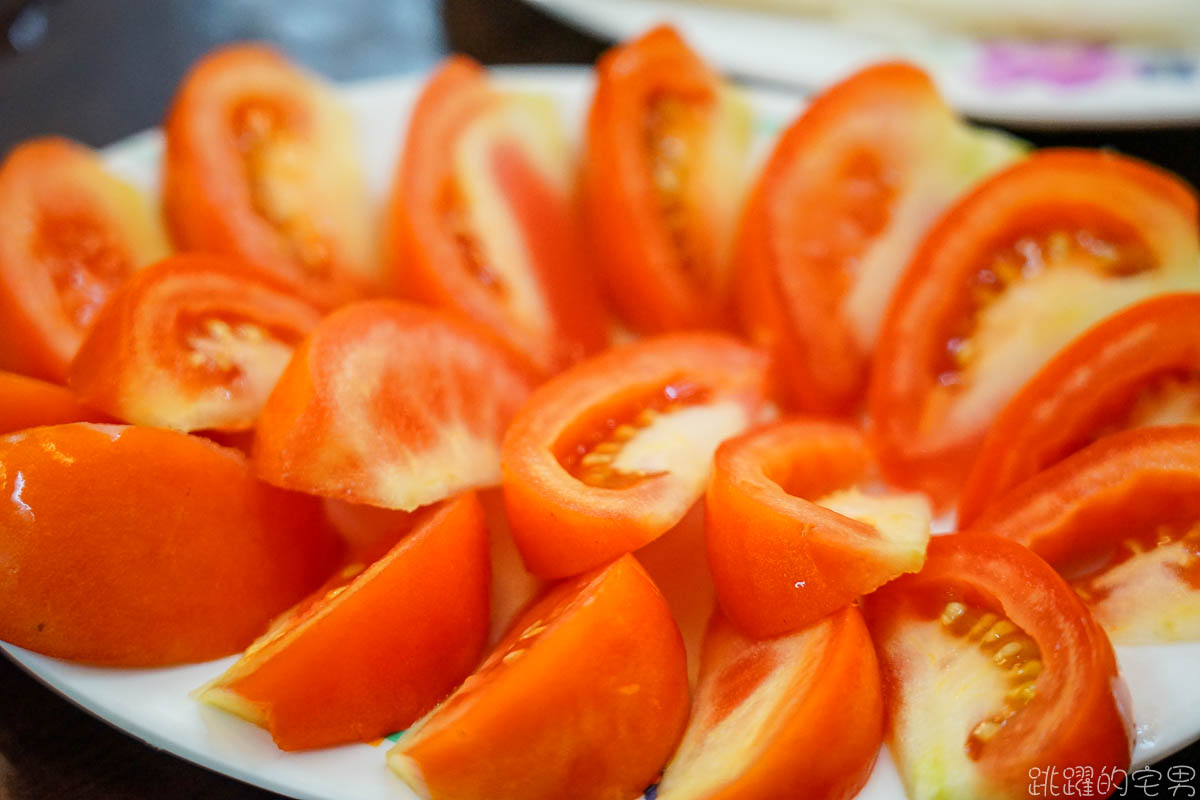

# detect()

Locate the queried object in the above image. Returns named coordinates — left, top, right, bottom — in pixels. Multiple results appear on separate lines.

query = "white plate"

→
left=3, top=66, right=1200, bottom=800
left=524, top=0, right=1200, bottom=128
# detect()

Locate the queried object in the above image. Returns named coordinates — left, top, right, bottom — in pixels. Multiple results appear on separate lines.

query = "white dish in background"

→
left=3, top=66, right=1199, bottom=800
left=524, top=0, right=1200, bottom=128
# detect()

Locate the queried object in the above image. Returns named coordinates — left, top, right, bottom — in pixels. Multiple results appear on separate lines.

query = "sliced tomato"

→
left=707, top=419, right=930, bottom=638
left=0, top=371, right=103, bottom=434
left=198, top=492, right=489, bottom=750
left=0, top=423, right=340, bottom=666
left=959, top=292, right=1200, bottom=526
left=501, top=333, right=769, bottom=579
left=0, top=137, right=169, bottom=382
left=164, top=44, right=376, bottom=309
left=968, top=425, right=1200, bottom=643
left=734, top=62, right=1022, bottom=415
left=479, top=487, right=548, bottom=646
left=656, top=607, right=882, bottom=800
left=865, top=534, right=1131, bottom=800
left=254, top=300, right=534, bottom=511
left=386, top=554, right=689, bottom=800
left=385, top=56, right=608, bottom=375
left=868, top=149, right=1200, bottom=507
left=583, top=26, right=751, bottom=332
left=69, top=253, right=321, bottom=432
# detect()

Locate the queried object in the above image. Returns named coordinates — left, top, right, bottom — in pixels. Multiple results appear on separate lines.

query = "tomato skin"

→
left=69, top=253, right=322, bottom=433
left=583, top=26, right=749, bottom=333
left=0, top=371, right=104, bottom=434
left=163, top=44, right=376, bottom=309
left=968, top=425, right=1200, bottom=569
left=0, top=424, right=340, bottom=666
left=707, top=419, right=929, bottom=639
left=385, top=56, right=609, bottom=375
left=0, top=138, right=169, bottom=382
left=868, top=149, right=1200, bottom=508
left=959, top=292, right=1200, bottom=526
left=865, top=534, right=1130, bottom=800
left=501, top=333, right=769, bottom=579
left=387, top=554, right=690, bottom=800
left=254, top=299, right=535, bottom=512
left=735, top=63, right=1020, bottom=416
left=200, top=492, right=490, bottom=751
left=657, top=606, right=882, bottom=800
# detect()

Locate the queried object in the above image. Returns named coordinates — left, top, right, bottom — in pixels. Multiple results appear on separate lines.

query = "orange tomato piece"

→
left=385, top=56, right=609, bottom=375
left=387, top=554, right=689, bottom=800
left=69, top=253, right=322, bottom=432
left=707, top=419, right=930, bottom=638
left=198, top=492, right=490, bottom=750
left=959, top=292, right=1200, bottom=526
left=583, top=26, right=751, bottom=332
left=656, top=607, right=882, bottom=800
left=865, top=534, right=1130, bottom=800
left=735, top=62, right=1021, bottom=415
left=254, top=300, right=534, bottom=511
left=967, top=425, right=1200, bottom=643
left=0, top=424, right=340, bottom=666
left=0, top=370, right=103, bottom=434
left=501, top=333, right=769, bottom=578
left=868, top=149, right=1200, bottom=508
left=164, top=44, right=376, bottom=308
left=0, top=137, right=168, bottom=382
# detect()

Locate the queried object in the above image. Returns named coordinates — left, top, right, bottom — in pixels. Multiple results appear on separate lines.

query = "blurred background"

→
left=0, top=1, right=1197, bottom=798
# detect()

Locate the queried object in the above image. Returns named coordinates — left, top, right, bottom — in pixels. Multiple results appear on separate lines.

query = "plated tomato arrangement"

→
left=3, top=25, right=1199, bottom=800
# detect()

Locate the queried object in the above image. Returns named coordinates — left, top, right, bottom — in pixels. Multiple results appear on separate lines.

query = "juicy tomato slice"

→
left=254, top=299, right=535, bottom=512
left=868, top=149, right=1200, bottom=507
left=479, top=487, right=548, bottom=646
left=968, top=426, right=1200, bottom=643
left=164, top=44, right=376, bottom=309
left=583, top=25, right=751, bottom=333
left=0, top=423, right=340, bottom=666
left=198, top=492, right=490, bottom=751
left=656, top=607, right=882, bottom=800
left=385, top=56, right=609, bottom=375
left=501, top=332, right=769, bottom=579
left=69, top=253, right=322, bottom=433
left=386, top=554, right=689, bottom=800
left=0, top=371, right=104, bottom=434
left=707, top=419, right=930, bottom=639
left=735, top=62, right=1022, bottom=415
left=959, top=292, right=1200, bottom=526
left=865, top=534, right=1131, bottom=800
left=0, top=137, right=169, bottom=382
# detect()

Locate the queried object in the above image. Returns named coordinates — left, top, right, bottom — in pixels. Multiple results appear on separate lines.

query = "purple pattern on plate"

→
left=977, top=41, right=1131, bottom=88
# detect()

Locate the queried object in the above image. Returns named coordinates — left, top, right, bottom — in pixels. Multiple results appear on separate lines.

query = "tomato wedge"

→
left=0, top=371, right=102, bottom=434
left=707, top=419, right=930, bottom=638
left=734, top=62, right=1022, bottom=415
left=198, top=492, right=489, bottom=750
left=0, top=424, right=340, bottom=666
left=387, top=554, right=689, bottom=800
left=865, top=534, right=1131, bottom=800
left=968, top=425, right=1200, bottom=643
left=501, top=333, right=769, bottom=579
left=656, top=607, right=881, bottom=800
left=69, top=253, right=321, bottom=432
left=385, top=56, right=608, bottom=375
left=868, top=149, right=1200, bottom=507
left=959, top=292, right=1200, bottom=526
left=583, top=25, right=751, bottom=332
left=164, top=44, right=376, bottom=308
left=0, top=137, right=169, bottom=382
left=254, top=300, right=534, bottom=511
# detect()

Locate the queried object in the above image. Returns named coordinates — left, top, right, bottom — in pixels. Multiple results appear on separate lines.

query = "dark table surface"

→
left=0, top=1, right=1197, bottom=798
